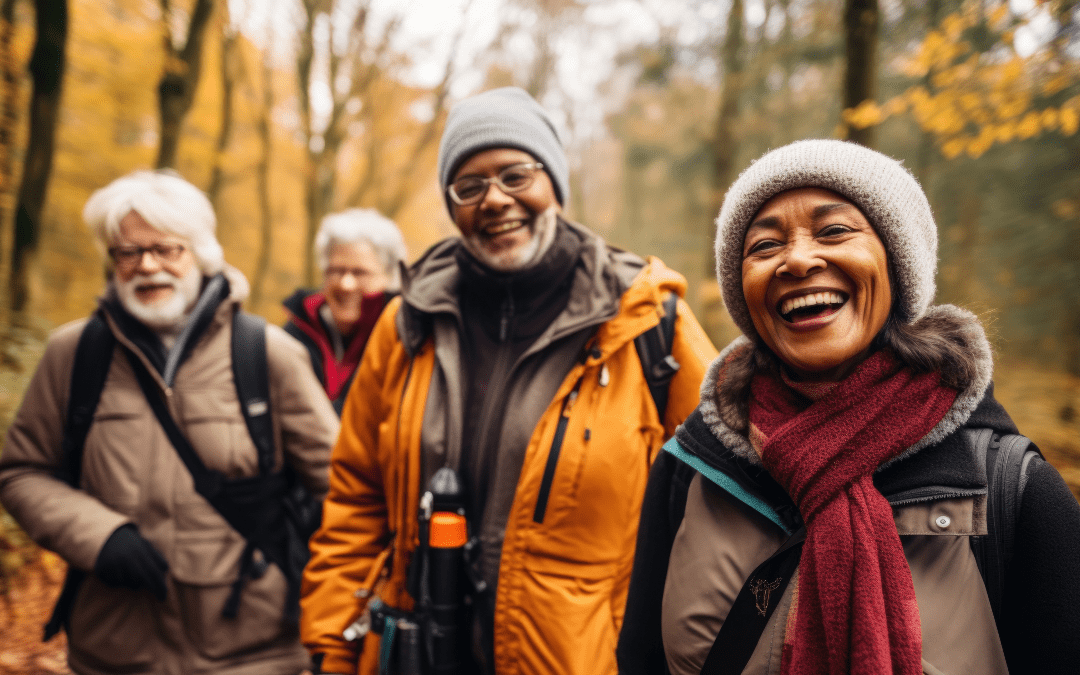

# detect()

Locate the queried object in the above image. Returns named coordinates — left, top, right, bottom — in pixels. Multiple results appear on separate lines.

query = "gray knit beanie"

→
left=715, top=139, right=937, bottom=341
left=437, top=87, right=569, bottom=214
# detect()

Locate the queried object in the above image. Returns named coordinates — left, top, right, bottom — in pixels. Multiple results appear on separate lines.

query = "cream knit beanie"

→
left=714, top=139, right=937, bottom=341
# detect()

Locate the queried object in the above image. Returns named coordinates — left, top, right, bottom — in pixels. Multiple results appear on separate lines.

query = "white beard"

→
left=463, top=206, right=559, bottom=272
left=115, top=267, right=203, bottom=331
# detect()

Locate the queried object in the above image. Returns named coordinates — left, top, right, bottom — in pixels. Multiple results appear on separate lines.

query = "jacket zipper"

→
left=884, top=485, right=987, bottom=507
left=533, top=379, right=583, bottom=523
left=469, top=286, right=516, bottom=484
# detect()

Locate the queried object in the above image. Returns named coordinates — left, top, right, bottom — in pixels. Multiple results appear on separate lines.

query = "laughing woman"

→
left=616, top=140, right=1080, bottom=675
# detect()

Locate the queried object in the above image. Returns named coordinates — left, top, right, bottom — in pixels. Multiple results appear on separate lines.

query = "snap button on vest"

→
left=935, top=515, right=951, bottom=528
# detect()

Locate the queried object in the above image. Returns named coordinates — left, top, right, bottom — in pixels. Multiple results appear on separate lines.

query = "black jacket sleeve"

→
left=1000, top=455, right=1080, bottom=674
left=617, top=451, right=695, bottom=675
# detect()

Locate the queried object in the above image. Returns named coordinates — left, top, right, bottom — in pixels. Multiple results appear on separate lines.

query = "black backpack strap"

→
left=124, top=347, right=230, bottom=500
left=55, top=312, right=115, bottom=487
left=122, top=345, right=290, bottom=618
left=44, top=312, right=115, bottom=641
left=700, top=527, right=806, bottom=675
left=230, top=311, right=312, bottom=622
left=231, top=312, right=274, bottom=475
left=970, top=429, right=1041, bottom=624
left=634, top=291, right=681, bottom=422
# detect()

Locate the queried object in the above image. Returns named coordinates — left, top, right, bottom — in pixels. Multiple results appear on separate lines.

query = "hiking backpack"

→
left=45, top=309, right=319, bottom=639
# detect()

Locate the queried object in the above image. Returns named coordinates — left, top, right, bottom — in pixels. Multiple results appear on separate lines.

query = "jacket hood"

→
left=395, top=217, right=688, bottom=358
left=698, top=303, right=996, bottom=469
left=671, top=304, right=1014, bottom=531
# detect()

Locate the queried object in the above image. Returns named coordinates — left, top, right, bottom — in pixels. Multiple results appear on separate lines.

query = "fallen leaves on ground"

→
left=0, top=550, right=71, bottom=674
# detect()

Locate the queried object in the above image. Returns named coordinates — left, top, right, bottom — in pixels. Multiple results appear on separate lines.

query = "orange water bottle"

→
left=426, top=467, right=467, bottom=674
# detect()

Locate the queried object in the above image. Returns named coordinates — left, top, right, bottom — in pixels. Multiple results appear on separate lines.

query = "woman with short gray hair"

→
left=284, top=208, right=407, bottom=414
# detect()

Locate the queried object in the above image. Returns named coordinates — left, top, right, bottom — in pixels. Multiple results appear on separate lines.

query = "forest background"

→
left=1, top=0, right=1079, bottom=671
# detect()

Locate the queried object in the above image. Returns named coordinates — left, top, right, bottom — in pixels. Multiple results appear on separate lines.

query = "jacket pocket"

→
left=68, top=575, right=159, bottom=672
left=82, top=412, right=149, bottom=513
left=175, top=558, right=296, bottom=661
left=512, top=559, right=620, bottom=674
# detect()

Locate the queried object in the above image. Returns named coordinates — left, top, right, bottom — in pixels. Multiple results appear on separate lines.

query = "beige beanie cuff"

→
left=714, top=139, right=937, bottom=340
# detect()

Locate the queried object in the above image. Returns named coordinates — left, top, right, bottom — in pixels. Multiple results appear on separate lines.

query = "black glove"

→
left=94, top=523, right=169, bottom=601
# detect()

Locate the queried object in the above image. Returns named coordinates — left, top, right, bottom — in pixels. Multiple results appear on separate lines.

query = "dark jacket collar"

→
left=395, top=217, right=632, bottom=357
left=101, top=274, right=231, bottom=387
left=455, top=220, right=584, bottom=345
left=282, top=287, right=318, bottom=321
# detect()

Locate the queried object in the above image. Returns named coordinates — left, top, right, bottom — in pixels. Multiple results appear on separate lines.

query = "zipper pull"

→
left=563, top=388, right=579, bottom=417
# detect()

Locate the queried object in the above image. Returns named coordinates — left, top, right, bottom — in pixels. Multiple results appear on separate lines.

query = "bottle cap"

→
left=429, top=512, right=467, bottom=548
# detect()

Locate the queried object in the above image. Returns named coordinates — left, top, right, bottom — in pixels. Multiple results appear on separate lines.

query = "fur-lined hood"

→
left=698, top=304, right=994, bottom=470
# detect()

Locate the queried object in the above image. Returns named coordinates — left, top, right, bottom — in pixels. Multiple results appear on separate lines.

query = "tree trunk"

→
left=11, top=0, right=67, bottom=314
left=249, top=51, right=274, bottom=309
left=954, top=173, right=981, bottom=306
left=707, top=0, right=744, bottom=276
left=155, top=0, right=215, bottom=169
left=841, top=0, right=880, bottom=147
left=0, top=0, right=20, bottom=330
left=207, top=15, right=238, bottom=209
left=296, top=0, right=320, bottom=286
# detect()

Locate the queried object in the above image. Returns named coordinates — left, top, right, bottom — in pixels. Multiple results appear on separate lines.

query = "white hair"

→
left=315, top=208, right=408, bottom=291
left=83, top=169, right=224, bottom=275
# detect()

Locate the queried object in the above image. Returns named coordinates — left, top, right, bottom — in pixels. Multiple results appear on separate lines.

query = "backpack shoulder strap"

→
left=634, top=291, right=681, bottom=422
left=46, top=312, right=115, bottom=641
left=56, top=312, right=115, bottom=487
left=700, top=528, right=806, bottom=675
left=971, top=428, right=1041, bottom=623
left=231, top=312, right=274, bottom=475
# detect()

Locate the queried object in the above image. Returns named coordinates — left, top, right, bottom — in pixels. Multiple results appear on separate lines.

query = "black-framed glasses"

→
left=447, top=162, right=544, bottom=206
left=107, top=243, right=187, bottom=268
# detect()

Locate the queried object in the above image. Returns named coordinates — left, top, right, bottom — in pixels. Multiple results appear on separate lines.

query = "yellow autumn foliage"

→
left=846, top=0, right=1080, bottom=158
left=20, top=0, right=453, bottom=328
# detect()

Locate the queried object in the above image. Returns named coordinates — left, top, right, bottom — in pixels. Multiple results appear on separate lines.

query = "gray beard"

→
left=462, top=206, right=559, bottom=272
left=114, top=266, right=202, bottom=332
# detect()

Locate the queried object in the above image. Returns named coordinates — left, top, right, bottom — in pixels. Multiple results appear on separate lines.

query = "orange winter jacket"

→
left=301, top=223, right=717, bottom=675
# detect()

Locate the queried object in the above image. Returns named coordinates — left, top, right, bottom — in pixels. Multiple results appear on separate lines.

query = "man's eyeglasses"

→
left=447, top=163, right=544, bottom=206
left=108, top=243, right=187, bottom=269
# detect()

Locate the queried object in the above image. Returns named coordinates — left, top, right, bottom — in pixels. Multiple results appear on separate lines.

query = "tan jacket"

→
left=301, top=228, right=719, bottom=675
left=0, top=268, right=338, bottom=675
left=662, top=475, right=1007, bottom=675
left=629, top=308, right=1012, bottom=675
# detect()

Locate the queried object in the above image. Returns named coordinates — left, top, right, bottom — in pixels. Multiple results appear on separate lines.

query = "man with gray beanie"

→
left=301, top=87, right=718, bottom=675
left=0, top=169, right=339, bottom=674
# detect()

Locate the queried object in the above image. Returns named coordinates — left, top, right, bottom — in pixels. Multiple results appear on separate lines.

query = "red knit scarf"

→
left=748, top=351, right=958, bottom=675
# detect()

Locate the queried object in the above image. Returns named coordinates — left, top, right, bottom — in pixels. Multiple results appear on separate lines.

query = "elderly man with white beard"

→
left=0, top=170, right=339, bottom=675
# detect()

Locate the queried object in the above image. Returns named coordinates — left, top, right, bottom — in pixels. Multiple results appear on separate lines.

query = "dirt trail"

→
left=0, top=552, right=70, bottom=675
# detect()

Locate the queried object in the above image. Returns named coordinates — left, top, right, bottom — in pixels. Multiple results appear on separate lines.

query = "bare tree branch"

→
left=381, top=5, right=471, bottom=217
